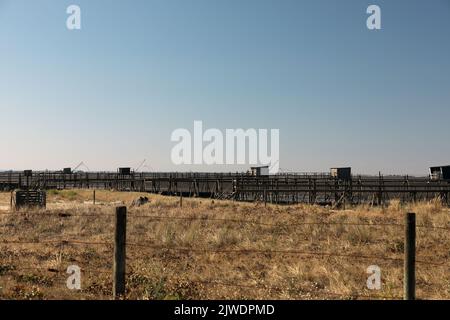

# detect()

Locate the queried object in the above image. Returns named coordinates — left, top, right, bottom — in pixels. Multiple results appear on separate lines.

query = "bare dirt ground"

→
left=0, top=190, right=449, bottom=300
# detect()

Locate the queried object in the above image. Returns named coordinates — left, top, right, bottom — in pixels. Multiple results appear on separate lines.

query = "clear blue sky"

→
left=0, top=0, right=449, bottom=174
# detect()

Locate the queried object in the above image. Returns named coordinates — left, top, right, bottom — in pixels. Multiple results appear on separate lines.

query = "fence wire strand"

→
left=2, top=210, right=449, bottom=231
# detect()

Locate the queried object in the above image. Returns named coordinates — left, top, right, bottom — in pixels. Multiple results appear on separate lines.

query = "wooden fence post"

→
left=404, top=212, right=416, bottom=300
left=93, top=190, right=96, bottom=205
left=264, top=189, right=267, bottom=207
left=180, top=192, right=183, bottom=207
left=113, top=206, right=127, bottom=299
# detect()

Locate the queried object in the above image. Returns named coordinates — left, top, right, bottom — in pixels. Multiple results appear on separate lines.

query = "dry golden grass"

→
left=0, top=190, right=449, bottom=300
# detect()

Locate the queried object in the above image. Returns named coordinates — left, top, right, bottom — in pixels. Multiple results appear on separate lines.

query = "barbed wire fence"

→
left=0, top=206, right=449, bottom=300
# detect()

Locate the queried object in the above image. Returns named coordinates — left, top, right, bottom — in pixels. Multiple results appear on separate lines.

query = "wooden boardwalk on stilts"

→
left=1, top=171, right=449, bottom=206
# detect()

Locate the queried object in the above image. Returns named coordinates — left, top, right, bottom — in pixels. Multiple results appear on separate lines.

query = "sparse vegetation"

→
left=0, top=190, right=449, bottom=300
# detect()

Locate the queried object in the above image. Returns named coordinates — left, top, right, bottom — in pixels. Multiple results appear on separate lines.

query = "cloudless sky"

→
left=0, top=0, right=449, bottom=174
